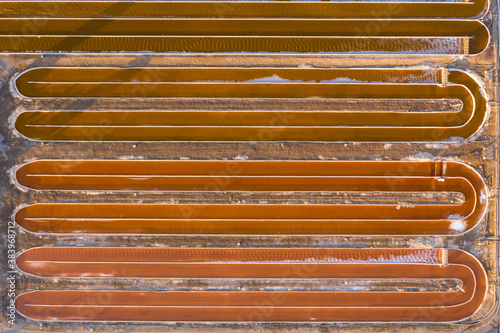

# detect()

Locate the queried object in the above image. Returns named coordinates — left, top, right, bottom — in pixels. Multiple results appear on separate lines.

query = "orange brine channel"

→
left=15, top=160, right=488, bottom=235
left=16, top=247, right=487, bottom=322
left=15, top=68, right=487, bottom=141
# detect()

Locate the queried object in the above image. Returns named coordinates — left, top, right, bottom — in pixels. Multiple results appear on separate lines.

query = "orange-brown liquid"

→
left=0, top=0, right=489, bottom=53
left=0, top=1, right=489, bottom=19
left=15, top=69, right=486, bottom=141
left=15, top=160, right=487, bottom=235
left=5, top=0, right=493, bottom=327
left=0, top=0, right=489, bottom=54
left=16, top=248, right=487, bottom=322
